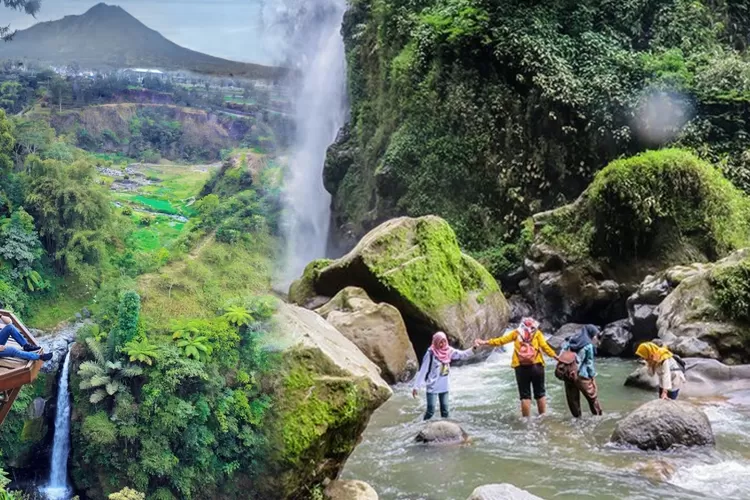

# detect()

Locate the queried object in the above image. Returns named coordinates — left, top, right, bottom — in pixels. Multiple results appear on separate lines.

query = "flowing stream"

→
left=342, top=350, right=750, bottom=499
left=269, top=0, right=349, bottom=286
left=41, top=349, right=72, bottom=500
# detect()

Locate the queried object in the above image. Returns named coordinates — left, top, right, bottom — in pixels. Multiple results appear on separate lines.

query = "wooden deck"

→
left=0, top=310, right=43, bottom=425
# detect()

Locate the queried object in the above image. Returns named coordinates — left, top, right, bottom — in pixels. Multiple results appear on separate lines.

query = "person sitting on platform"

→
left=0, top=316, right=52, bottom=362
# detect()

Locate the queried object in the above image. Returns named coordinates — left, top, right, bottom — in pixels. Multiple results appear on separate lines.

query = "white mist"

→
left=263, top=0, right=349, bottom=288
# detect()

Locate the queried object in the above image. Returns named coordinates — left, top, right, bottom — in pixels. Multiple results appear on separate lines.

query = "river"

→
left=342, top=350, right=750, bottom=499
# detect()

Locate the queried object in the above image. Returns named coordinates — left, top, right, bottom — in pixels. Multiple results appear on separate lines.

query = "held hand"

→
left=474, top=339, right=487, bottom=348
left=412, top=388, right=418, bottom=399
left=0, top=345, right=5, bottom=352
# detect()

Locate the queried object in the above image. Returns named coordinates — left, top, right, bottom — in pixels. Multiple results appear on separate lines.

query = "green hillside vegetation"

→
left=327, top=0, right=750, bottom=276
left=0, top=90, right=287, bottom=496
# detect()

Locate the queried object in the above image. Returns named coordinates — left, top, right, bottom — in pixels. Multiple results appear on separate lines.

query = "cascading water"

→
left=262, top=0, right=348, bottom=287
left=41, top=349, right=72, bottom=500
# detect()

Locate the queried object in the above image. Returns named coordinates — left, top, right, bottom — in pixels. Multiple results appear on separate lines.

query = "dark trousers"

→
left=565, top=377, right=602, bottom=418
left=424, top=392, right=449, bottom=420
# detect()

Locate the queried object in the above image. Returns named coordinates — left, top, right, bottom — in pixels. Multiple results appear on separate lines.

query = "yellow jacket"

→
left=488, top=329, right=557, bottom=368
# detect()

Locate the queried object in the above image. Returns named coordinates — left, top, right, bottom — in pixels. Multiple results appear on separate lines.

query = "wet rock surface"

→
left=415, top=420, right=469, bottom=444
left=467, top=483, right=544, bottom=500
left=611, top=399, right=715, bottom=450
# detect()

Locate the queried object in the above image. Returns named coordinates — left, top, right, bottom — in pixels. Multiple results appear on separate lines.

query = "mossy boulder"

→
left=259, top=303, right=391, bottom=499
left=305, top=216, right=509, bottom=357
left=288, top=259, right=334, bottom=309
left=657, top=249, right=750, bottom=363
left=524, top=149, right=750, bottom=327
left=316, top=287, right=418, bottom=384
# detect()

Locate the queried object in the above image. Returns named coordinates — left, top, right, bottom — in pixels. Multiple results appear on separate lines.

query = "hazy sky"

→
left=2, top=0, right=277, bottom=65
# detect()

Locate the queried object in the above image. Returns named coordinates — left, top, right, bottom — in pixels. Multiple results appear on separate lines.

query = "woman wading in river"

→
left=475, top=317, right=558, bottom=417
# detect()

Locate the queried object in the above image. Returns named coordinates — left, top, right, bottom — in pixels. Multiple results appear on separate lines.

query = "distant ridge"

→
left=0, top=3, right=286, bottom=80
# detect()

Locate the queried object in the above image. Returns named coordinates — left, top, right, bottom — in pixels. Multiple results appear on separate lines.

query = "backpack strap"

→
left=424, top=351, right=433, bottom=382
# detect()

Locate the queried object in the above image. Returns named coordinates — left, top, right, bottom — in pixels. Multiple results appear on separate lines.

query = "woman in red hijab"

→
left=412, top=332, right=477, bottom=420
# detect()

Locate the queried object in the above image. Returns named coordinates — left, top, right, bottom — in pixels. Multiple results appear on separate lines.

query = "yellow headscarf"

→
left=635, top=342, right=673, bottom=363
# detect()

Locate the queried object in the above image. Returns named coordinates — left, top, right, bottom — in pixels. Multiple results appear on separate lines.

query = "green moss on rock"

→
left=288, top=259, right=333, bottom=306
left=536, top=149, right=750, bottom=269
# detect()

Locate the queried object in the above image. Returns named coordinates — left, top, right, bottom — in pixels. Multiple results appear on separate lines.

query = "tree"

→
left=78, top=337, right=143, bottom=404
left=114, top=291, right=141, bottom=348
left=109, top=488, right=145, bottom=500
left=172, top=327, right=213, bottom=361
left=0, top=82, right=21, bottom=112
left=25, top=156, right=110, bottom=277
left=12, top=118, right=55, bottom=159
left=1, top=0, right=41, bottom=42
left=0, top=207, right=44, bottom=291
left=123, top=338, right=159, bottom=366
left=222, top=305, right=252, bottom=327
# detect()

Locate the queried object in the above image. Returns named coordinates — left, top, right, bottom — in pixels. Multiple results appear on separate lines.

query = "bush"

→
left=711, top=259, right=750, bottom=324
left=587, top=149, right=750, bottom=261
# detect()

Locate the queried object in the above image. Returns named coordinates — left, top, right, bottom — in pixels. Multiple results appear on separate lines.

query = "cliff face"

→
left=325, top=0, right=750, bottom=275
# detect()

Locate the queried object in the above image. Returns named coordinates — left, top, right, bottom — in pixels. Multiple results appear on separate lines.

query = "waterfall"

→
left=42, top=349, right=72, bottom=500
left=263, top=0, right=348, bottom=287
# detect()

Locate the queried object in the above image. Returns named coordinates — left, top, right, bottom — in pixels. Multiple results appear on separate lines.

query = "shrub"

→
left=711, top=258, right=750, bottom=324
left=587, top=149, right=750, bottom=261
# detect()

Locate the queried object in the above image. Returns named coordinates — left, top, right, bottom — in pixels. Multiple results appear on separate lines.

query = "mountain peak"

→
left=85, top=3, right=129, bottom=17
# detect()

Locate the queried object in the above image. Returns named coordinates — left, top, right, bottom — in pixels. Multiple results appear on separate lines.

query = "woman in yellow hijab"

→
left=635, top=342, right=686, bottom=400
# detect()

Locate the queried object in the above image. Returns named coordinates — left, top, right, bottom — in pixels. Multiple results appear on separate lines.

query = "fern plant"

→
left=172, top=327, right=213, bottom=361
left=123, top=338, right=160, bottom=366
left=79, top=338, right=143, bottom=404
left=222, top=305, right=253, bottom=327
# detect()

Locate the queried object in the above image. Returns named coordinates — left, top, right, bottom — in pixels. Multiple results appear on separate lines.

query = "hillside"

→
left=0, top=3, right=286, bottom=80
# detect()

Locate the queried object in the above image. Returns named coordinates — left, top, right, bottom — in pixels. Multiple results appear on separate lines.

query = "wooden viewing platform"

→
left=0, top=310, right=44, bottom=425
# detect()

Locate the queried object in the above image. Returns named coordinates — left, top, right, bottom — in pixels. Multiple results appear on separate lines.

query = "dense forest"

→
left=326, top=0, right=750, bottom=277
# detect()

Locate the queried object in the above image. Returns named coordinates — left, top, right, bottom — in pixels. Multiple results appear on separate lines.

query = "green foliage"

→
left=587, top=149, right=750, bottom=261
left=108, top=488, right=146, bottom=500
left=115, top=291, right=141, bottom=349
left=171, top=328, right=213, bottom=362
left=711, top=258, right=750, bottom=324
left=123, top=338, right=160, bottom=366
left=24, top=155, right=110, bottom=283
left=82, top=412, right=118, bottom=446
left=222, top=305, right=253, bottom=327
left=331, top=0, right=750, bottom=275
left=79, top=337, right=143, bottom=404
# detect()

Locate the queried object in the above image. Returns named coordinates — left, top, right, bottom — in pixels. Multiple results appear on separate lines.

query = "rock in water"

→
left=548, top=323, right=586, bottom=351
left=325, top=480, right=379, bottom=500
left=599, top=319, right=632, bottom=357
left=310, top=216, right=510, bottom=354
left=316, top=287, right=418, bottom=384
left=467, top=484, right=544, bottom=500
left=625, top=357, right=750, bottom=395
left=611, top=400, right=714, bottom=450
left=259, top=304, right=392, bottom=498
left=415, top=420, right=468, bottom=444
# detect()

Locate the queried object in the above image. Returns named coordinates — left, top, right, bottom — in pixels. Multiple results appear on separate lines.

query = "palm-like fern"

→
left=172, top=327, right=213, bottom=361
left=123, top=338, right=160, bottom=366
left=79, top=338, right=143, bottom=404
left=222, top=305, right=253, bottom=327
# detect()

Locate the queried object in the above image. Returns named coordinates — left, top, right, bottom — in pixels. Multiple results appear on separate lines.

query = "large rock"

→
left=316, top=287, right=418, bottom=384
left=306, top=216, right=510, bottom=357
left=415, top=420, right=468, bottom=444
left=288, top=259, right=333, bottom=309
left=325, top=480, right=379, bottom=500
left=610, top=400, right=714, bottom=450
left=467, top=484, right=544, bottom=500
left=656, top=250, right=750, bottom=363
left=599, top=319, right=632, bottom=357
left=521, top=243, right=628, bottom=329
left=259, top=304, right=392, bottom=498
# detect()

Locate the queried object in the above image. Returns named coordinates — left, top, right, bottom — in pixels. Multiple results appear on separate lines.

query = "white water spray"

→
left=42, top=349, right=72, bottom=500
left=262, top=0, right=348, bottom=287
